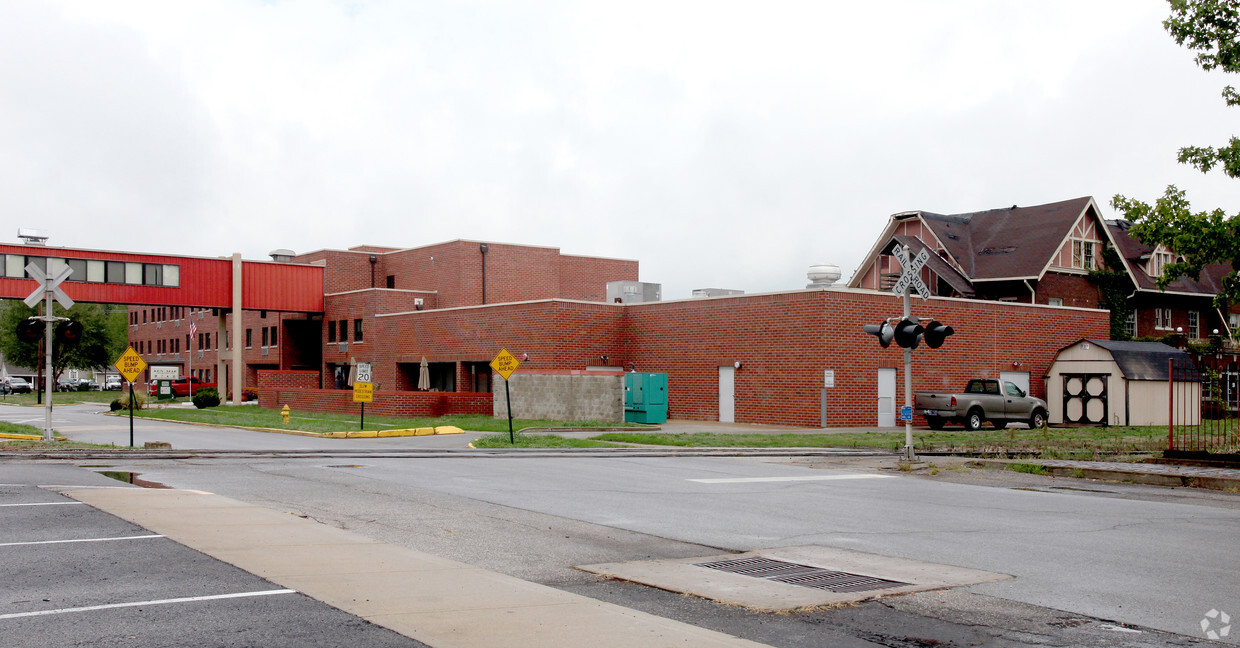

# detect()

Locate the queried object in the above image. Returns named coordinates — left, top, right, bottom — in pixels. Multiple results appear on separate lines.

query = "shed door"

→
left=877, top=368, right=896, bottom=427
left=1063, top=374, right=1108, bottom=425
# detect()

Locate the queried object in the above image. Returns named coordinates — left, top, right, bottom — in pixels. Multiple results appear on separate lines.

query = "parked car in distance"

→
left=148, top=376, right=216, bottom=398
left=916, top=379, right=1048, bottom=431
left=104, top=376, right=123, bottom=391
left=56, top=378, right=80, bottom=392
left=4, top=377, right=33, bottom=394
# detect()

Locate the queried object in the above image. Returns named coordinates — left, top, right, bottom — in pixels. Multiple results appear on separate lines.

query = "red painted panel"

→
left=242, top=261, right=324, bottom=312
left=0, top=244, right=322, bottom=311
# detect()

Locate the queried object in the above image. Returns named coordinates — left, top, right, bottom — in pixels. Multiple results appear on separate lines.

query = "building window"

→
left=339, top=320, right=348, bottom=342
left=1155, top=308, right=1172, bottom=330
left=1231, top=313, right=1240, bottom=333
left=270, top=326, right=278, bottom=347
left=328, top=321, right=336, bottom=343
left=1048, top=298, right=1063, bottom=307
left=386, top=275, right=395, bottom=289
left=246, top=329, right=253, bottom=349
left=1189, top=311, right=1200, bottom=338
left=1072, top=240, right=1096, bottom=270
left=354, top=319, right=363, bottom=342
left=1125, top=311, right=1137, bottom=337
left=262, top=327, right=269, bottom=347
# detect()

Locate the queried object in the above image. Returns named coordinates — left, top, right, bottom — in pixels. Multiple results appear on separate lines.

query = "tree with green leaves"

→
left=1112, top=0, right=1240, bottom=311
left=0, top=300, right=126, bottom=381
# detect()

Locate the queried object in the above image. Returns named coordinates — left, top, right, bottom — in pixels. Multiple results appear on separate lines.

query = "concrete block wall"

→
left=493, top=370, right=625, bottom=422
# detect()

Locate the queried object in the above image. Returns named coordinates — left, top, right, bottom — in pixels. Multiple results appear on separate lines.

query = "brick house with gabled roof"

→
left=848, top=196, right=1236, bottom=342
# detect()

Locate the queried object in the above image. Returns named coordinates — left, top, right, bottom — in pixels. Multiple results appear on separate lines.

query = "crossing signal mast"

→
left=862, top=246, right=955, bottom=459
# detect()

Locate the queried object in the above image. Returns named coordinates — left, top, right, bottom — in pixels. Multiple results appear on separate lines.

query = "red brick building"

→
left=126, top=237, right=1110, bottom=427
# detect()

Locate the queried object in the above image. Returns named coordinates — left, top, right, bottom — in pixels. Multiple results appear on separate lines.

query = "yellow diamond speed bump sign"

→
left=490, top=348, right=520, bottom=381
left=115, top=347, right=147, bottom=383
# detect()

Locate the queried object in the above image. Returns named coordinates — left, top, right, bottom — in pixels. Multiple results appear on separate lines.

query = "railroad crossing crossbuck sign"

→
left=23, top=262, right=74, bottom=309
left=891, top=247, right=931, bottom=300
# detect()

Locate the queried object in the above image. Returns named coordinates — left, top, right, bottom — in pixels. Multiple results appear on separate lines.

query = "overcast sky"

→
left=2, top=0, right=1236, bottom=299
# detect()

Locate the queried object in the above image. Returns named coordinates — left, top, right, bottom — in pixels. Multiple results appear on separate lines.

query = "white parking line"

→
left=0, top=534, right=164, bottom=547
left=0, top=501, right=85, bottom=507
left=0, top=589, right=297, bottom=619
left=688, top=474, right=894, bottom=484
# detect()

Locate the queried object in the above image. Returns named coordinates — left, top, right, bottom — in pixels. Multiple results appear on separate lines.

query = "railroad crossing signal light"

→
left=55, top=320, right=83, bottom=345
left=892, top=318, right=924, bottom=348
left=863, top=322, right=894, bottom=348
left=15, top=318, right=43, bottom=344
left=923, top=320, right=954, bottom=348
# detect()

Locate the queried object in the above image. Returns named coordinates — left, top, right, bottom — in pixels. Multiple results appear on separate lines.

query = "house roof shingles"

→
left=919, top=197, right=1094, bottom=281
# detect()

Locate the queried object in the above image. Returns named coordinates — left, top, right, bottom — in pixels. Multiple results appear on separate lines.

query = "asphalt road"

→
left=4, top=403, right=1237, bottom=646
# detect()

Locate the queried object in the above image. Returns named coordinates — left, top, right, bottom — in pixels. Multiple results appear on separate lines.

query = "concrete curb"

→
left=106, top=411, right=464, bottom=439
left=970, top=458, right=1240, bottom=492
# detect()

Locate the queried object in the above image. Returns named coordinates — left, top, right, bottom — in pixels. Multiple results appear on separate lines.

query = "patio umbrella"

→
left=418, top=356, right=430, bottom=391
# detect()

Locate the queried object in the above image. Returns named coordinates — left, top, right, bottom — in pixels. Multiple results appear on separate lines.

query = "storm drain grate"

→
left=694, top=557, right=910, bottom=593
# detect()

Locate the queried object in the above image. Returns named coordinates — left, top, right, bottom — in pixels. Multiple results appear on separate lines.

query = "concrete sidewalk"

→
left=59, top=487, right=773, bottom=648
left=970, top=457, right=1240, bottom=491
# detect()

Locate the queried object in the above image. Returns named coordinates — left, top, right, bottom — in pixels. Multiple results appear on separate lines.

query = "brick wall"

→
left=258, top=370, right=491, bottom=417
left=621, top=290, right=1109, bottom=427
left=492, top=370, right=625, bottom=422
left=1036, top=273, right=1101, bottom=309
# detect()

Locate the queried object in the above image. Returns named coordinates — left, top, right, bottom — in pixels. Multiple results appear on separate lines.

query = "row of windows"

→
left=136, top=327, right=284, bottom=355
left=5, top=254, right=180, bottom=287
left=1151, top=308, right=1202, bottom=337
left=328, top=319, right=364, bottom=343
left=245, top=326, right=279, bottom=348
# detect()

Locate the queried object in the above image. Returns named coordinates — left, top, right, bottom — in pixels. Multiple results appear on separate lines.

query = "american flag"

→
left=189, top=320, right=197, bottom=341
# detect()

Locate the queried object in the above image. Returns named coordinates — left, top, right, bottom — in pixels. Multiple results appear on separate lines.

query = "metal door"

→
left=718, top=366, right=735, bottom=423
left=878, top=368, right=896, bottom=427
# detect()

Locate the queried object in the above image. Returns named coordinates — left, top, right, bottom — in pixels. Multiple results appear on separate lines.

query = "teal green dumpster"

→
left=625, top=372, right=668, bottom=423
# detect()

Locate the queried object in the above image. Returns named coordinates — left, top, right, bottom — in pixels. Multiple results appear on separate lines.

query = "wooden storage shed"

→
left=1046, top=339, right=1197, bottom=426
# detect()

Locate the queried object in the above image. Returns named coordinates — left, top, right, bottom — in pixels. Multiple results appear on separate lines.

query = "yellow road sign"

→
left=115, top=347, right=147, bottom=383
left=353, top=381, right=374, bottom=403
left=490, top=348, right=520, bottom=381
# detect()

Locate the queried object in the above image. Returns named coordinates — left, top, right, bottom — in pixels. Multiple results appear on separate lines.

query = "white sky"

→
left=1, top=0, right=1236, bottom=299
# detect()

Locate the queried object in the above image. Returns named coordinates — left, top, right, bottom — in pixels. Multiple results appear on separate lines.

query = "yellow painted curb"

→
left=105, top=413, right=468, bottom=439
left=0, top=433, right=68, bottom=441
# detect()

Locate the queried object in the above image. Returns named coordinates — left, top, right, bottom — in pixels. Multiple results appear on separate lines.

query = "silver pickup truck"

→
left=915, top=379, right=1048, bottom=430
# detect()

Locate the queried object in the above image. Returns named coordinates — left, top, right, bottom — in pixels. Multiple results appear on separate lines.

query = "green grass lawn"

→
left=0, top=390, right=122, bottom=406
left=122, top=405, right=637, bottom=435
left=0, top=392, right=1182, bottom=458
left=592, top=426, right=1170, bottom=458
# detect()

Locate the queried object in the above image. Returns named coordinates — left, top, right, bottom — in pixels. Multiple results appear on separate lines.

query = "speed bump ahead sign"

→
left=490, top=348, right=520, bottom=381
left=115, top=347, right=146, bottom=383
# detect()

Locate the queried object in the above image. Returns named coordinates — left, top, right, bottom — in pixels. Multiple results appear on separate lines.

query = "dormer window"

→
left=1149, top=250, right=1175, bottom=277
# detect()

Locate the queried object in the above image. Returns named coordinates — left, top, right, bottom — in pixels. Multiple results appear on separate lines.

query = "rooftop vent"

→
left=17, top=228, right=48, bottom=245
left=269, top=249, right=296, bottom=263
left=806, top=263, right=841, bottom=289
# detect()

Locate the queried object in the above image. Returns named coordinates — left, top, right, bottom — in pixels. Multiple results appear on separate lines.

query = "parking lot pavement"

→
left=0, top=465, right=427, bottom=648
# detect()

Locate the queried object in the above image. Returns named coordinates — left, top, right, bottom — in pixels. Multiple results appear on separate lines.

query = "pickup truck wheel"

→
left=963, top=409, right=984, bottom=431
left=1030, top=409, right=1047, bottom=429
left=925, top=416, right=945, bottom=430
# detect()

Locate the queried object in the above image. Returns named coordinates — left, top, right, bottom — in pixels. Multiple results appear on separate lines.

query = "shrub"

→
left=109, top=399, right=122, bottom=411
left=193, top=387, right=221, bottom=409
left=242, top=388, right=258, bottom=402
left=117, top=392, right=146, bottom=411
